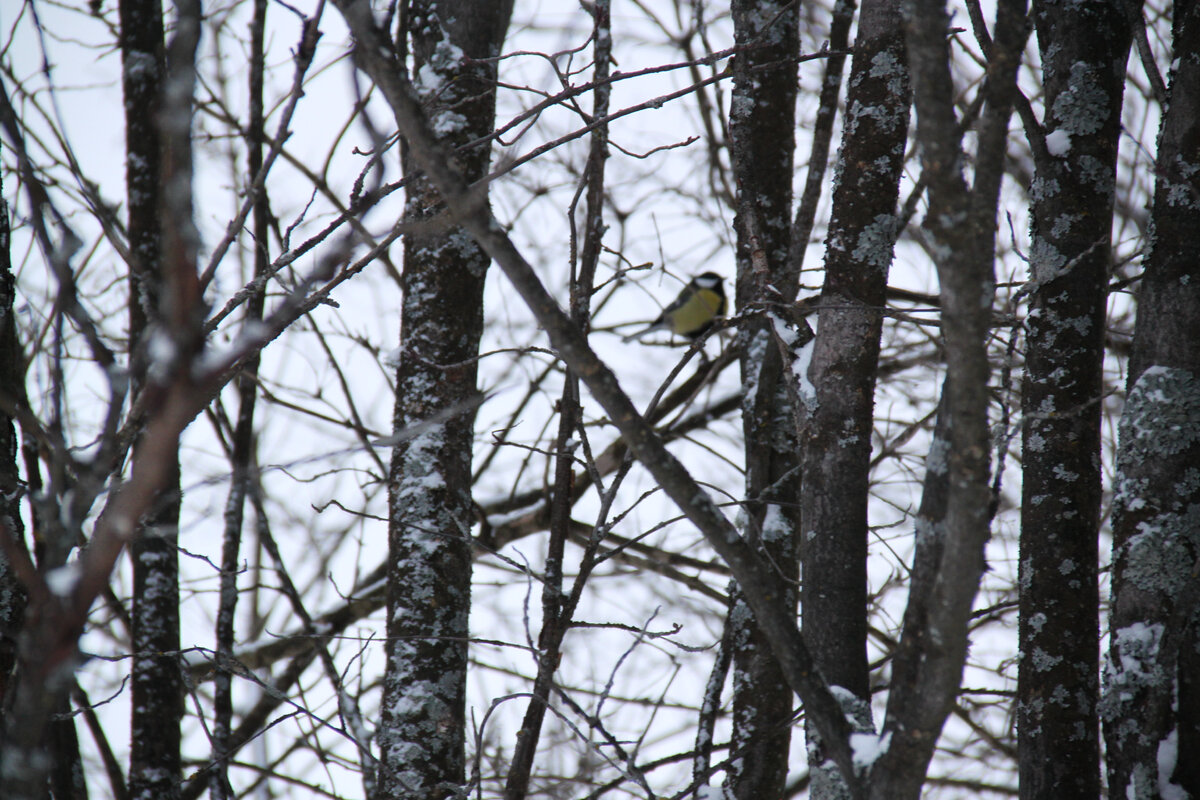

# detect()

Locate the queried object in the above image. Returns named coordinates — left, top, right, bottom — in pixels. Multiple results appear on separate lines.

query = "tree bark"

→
left=1017, top=1, right=1134, bottom=796
left=376, top=2, right=513, bottom=798
left=728, top=2, right=802, bottom=797
left=119, top=0, right=185, bottom=797
left=0, top=145, right=28, bottom=747
left=801, top=1, right=909, bottom=794
left=1103, top=3, right=1200, bottom=797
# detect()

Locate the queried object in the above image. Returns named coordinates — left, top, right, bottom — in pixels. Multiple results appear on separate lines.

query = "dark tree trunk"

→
left=376, top=2, right=513, bottom=798
left=728, top=1, right=801, bottom=797
left=1017, top=2, right=1134, bottom=797
left=801, top=0, right=909, bottom=793
left=1103, top=3, right=1200, bottom=797
left=0, top=149, right=28, bottom=747
left=119, top=0, right=184, bottom=796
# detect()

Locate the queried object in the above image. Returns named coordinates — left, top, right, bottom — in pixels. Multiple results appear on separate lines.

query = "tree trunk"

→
left=0, top=146, right=28, bottom=747
left=1017, top=2, right=1134, bottom=797
left=376, top=2, right=513, bottom=797
left=1103, top=3, right=1200, bottom=797
left=728, top=1, right=802, bottom=797
left=119, top=0, right=185, bottom=797
left=801, top=0, right=909, bottom=793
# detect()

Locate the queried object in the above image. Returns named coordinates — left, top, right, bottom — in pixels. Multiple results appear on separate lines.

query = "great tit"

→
left=622, top=272, right=727, bottom=342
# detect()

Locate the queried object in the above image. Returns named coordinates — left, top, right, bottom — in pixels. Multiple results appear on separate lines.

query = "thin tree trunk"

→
left=504, top=3, right=610, bottom=796
left=0, top=148, right=28, bottom=751
left=870, top=0, right=1026, bottom=796
left=119, top=0, right=184, bottom=796
left=728, top=1, right=802, bottom=796
left=210, top=0, right=271, bottom=794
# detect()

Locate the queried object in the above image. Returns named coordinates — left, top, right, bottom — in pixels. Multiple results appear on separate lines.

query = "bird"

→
left=622, top=272, right=727, bottom=342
